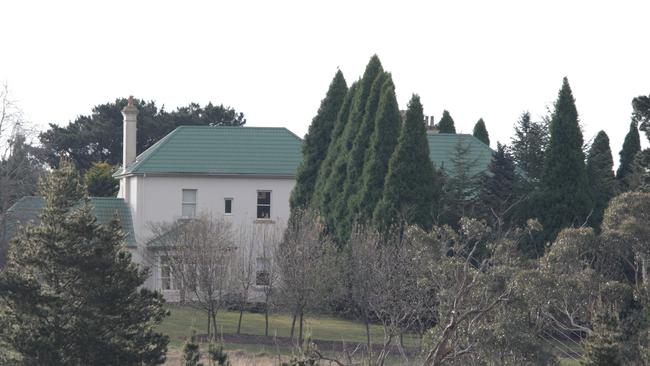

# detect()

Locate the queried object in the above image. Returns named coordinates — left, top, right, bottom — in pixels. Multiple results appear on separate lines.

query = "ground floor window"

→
left=256, top=257, right=270, bottom=286
left=160, top=256, right=175, bottom=290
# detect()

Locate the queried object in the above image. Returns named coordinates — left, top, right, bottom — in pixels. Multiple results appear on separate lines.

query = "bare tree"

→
left=232, top=226, right=256, bottom=335
left=149, top=214, right=234, bottom=342
left=276, top=208, right=340, bottom=345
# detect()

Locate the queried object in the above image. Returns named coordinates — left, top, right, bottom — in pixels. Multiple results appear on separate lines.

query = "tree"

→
left=472, top=118, right=490, bottom=145
left=510, top=111, right=549, bottom=181
left=437, top=110, right=456, bottom=133
left=616, top=121, right=641, bottom=191
left=632, top=94, right=650, bottom=142
left=582, top=309, right=623, bottom=366
left=0, top=160, right=169, bottom=365
left=586, top=131, right=616, bottom=230
left=39, top=98, right=245, bottom=171
left=148, top=215, right=234, bottom=342
left=290, top=70, right=348, bottom=209
left=84, top=161, right=119, bottom=197
left=538, top=77, right=591, bottom=242
left=438, top=139, right=481, bottom=228
left=352, top=75, right=401, bottom=223
left=374, top=95, right=439, bottom=231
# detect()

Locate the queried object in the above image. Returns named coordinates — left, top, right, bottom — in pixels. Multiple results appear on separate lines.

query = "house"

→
left=1, top=97, right=494, bottom=301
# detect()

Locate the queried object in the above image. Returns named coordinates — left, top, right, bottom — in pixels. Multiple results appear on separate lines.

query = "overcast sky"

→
left=1, top=0, right=649, bottom=159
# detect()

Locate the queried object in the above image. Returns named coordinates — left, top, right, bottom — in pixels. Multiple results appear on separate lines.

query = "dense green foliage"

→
left=586, top=131, right=616, bottom=230
left=582, top=311, right=624, bottom=366
left=437, top=110, right=456, bottom=133
left=290, top=70, right=348, bottom=209
left=0, top=160, right=169, bottom=365
left=84, top=161, right=119, bottom=197
left=438, top=139, right=481, bottom=228
left=616, top=121, right=641, bottom=190
left=373, top=95, right=439, bottom=231
left=472, top=118, right=490, bottom=145
left=510, top=111, right=548, bottom=181
left=39, top=98, right=245, bottom=171
left=538, top=77, right=591, bottom=241
left=477, top=142, right=519, bottom=231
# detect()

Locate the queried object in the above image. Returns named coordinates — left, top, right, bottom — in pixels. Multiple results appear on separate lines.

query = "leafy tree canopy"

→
left=437, top=110, right=456, bottom=133
left=84, top=161, right=119, bottom=197
left=472, top=118, right=490, bottom=146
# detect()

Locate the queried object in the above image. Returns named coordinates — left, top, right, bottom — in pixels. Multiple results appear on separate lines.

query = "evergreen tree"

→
left=182, top=338, right=203, bottom=366
left=373, top=95, right=438, bottom=231
left=437, top=110, right=456, bottom=133
left=84, top=161, right=119, bottom=197
left=582, top=310, right=623, bottom=366
left=477, top=143, right=518, bottom=231
left=439, top=139, right=481, bottom=227
left=510, top=111, right=548, bottom=181
left=352, top=76, right=401, bottom=222
left=334, top=72, right=387, bottom=238
left=290, top=70, right=348, bottom=209
left=538, top=77, right=591, bottom=242
left=616, top=121, right=641, bottom=191
left=472, top=118, right=490, bottom=146
left=0, top=160, right=169, bottom=365
left=319, top=55, right=383, bottom=237
left=586, top=131, right=616, bottom=230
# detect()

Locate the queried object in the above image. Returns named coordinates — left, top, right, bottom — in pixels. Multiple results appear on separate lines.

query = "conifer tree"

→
left=477, top=142, right=518, bottom=231
left=374, top=95, right=438, bottom=231
left=538, top=77, right=591, bottom=242
left=290, top=70, right=348, bottom=209
left=510, top=111, right=548, bottom=181
left=582, top=310, right=623, bottom=366
left=616, top=121, right=641, bottom=191
left=586, top=131, right=616, bottom=230
left=352, top=76, right=401, bottom=222
left=0, top=160, right=169, bottom=365
left=320, top=56, right=383, bottom=237
left=437, top=110, right=456, bottom=133
left=472, top=118, right=490, bottom=146
left=439, top=140, right=481, bottom=227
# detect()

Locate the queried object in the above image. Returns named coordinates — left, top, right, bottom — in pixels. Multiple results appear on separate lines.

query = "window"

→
left=256, top=257, right=270, bottom=286
left=224, top=198, right=233, bottom=215
left=182, top=189, right=197, bottom=218
left=160, top=257, right=175, bottom=290
left=257, top=191, right=271, bottom=219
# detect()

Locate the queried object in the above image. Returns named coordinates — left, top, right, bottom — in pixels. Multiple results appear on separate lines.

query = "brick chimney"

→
left=122, top=96, right=138, bottom=168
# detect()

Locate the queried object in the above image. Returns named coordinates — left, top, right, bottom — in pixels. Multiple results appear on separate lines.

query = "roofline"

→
left=115, top=172, right=296, bottom=179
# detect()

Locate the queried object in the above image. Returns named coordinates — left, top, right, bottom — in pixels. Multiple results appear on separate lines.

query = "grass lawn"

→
left=160, top=304, right=419, bottom=348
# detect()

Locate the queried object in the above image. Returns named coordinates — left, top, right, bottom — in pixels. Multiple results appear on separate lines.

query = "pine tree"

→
left=437, top=110, right=456, bottom=133
left=319, top=55, right=383, bottom=237
left=439, top=139, right=481, bottom=227
left=582, top=309, right=623, bottom=366
left=538, top=77, right=591, bottom=242
left=84, top=161, right=119, bottom=197
left=352, top=75, right=401, bottom=222
left=373, top=95, right=438, bottom=231
left=586, top=131, right=616, bottom=230
left=0, top=160, right=169, bottom=365
left=510, top=111, right=548, bottom=181
left=616, top=121, right=641, bottom=191
left=472, top=118, right=490, bottom=146
left=477, top=143, right=518, bottom=231
left=290, top=70, right=348, bottom=209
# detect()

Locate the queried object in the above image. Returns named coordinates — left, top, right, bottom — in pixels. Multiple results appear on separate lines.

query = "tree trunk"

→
left=211, top=310, right=219, bottom=342
left=207, top=311, right=211, bottom=341
left=265, top=305, right=270, bottom=336
left=237, top=304, right=244, bottom=334
left=290, top=309, right=297, bottom=340
left=365, top=317, right=371, bottom=358
left=298, top=310, right=304, bottom=346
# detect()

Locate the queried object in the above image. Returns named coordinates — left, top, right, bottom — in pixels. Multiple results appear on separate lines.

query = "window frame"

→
left=224, top=197, right=233, bottom=215
left=159, top=256, right=175, bottom=291
left=256, top=190, right=271, bottom=219
left=181, top=189, right=197, bottom=218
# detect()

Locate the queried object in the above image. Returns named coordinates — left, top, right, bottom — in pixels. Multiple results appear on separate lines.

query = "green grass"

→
left=160, top=304, right=418, bottom=347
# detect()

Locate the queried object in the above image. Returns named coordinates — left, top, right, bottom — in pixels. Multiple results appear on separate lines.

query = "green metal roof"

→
left=427, top=133, right=494, bottom=177
left=117, top=126, right=303, bottom=176
left=2, top=196, right=136, bottom=247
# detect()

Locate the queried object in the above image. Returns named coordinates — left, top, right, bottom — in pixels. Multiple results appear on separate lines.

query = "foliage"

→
left=585, top=131, right=616, bottom=230
left=437, top=110, right=456, bottom=133
left=182, top=337, right=203, bottom=366
left=472, top=118, right=490, bottom=145
left=510, top=111, right=548, bottom=181
left=374, top=94, right=439, bottom=231
left=0, top=160, right=169, bottom=365
left=438, top=139, right=481, bottom=228
left=84, top=161, right=119, bottom=197
left=538, top=77, right=591, bottom=242
left=39, top=98, right=245, bottom=171
left=290, top=70, right=348, bottom=209
left=616, top=121, right=641, bottom=191
left=581, top=309, right=623, bottom=366
left=207, top=342, right=231, bottom=366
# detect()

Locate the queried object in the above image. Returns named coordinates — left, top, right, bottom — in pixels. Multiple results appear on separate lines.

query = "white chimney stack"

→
left=122, top=96, right=138, bottom=168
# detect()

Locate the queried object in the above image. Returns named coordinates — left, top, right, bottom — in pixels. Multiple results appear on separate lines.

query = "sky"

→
left=1, top=0, right=649, bottom=160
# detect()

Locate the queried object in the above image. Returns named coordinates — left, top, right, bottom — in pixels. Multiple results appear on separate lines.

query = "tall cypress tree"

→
left=586, top=131, right=616, bottom=230
left=510, top=111, right=549, bottom=181
left=320, top=56, right=383, bottom=236
left=616, top=121, right=641, bottom=191
left=334, top=72, right=387, bottom=238
left=374, top=95, right=438, bottom=231
left=437, top=110, right=456, bottom=133
left=290, top=70, right=348, bottom=209
left=587, top=131, right=616, bottom=230
left=0, top=160, right=168, bottom=365
left=472, top=118, right=490, bottom=146
left=477, top=142, right=517, bottom=231
left=538, top=77, right=591, bottom=241
left=352, top=76, right=401, bottom=222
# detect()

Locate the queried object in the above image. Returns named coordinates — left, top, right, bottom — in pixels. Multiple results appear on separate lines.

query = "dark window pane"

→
left=257, top=191, right=271, bottom=205
left=225, top=199, right=232, bottom=214
left=257, top=205, right=270, bottom=219
left=256, top=270, right=270, bottom=286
